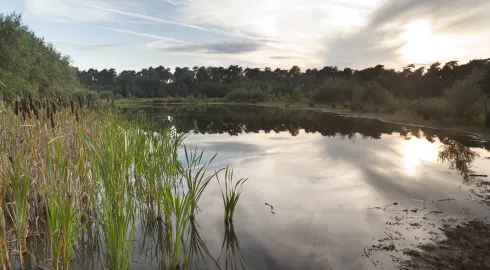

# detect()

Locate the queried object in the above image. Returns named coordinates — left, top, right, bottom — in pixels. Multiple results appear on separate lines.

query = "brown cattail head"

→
left=50, top=113, right=55, bottom=129
left=26, top=102, right=31, bottom=119
left=33, top=107, right=39, bottom=119
left=52, top=102, right=57, bottom=115
left=28, top=93, right=33, bottom=107
left=78, top=96, right=82, bottom=108
left=46, top=102, right=51, bottom=119
left=75, top=110, right=79, bottom=123
left=22, top=99, right=27, bottom=114
left=70, top=99, right=74, bottom=115
left=14, top=100, right=19, bottom=115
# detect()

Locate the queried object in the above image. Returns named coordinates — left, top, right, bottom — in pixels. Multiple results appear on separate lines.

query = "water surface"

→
left=93, top=105, right=490, bottom=269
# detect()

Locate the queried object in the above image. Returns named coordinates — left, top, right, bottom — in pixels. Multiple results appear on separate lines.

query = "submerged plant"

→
left=217, top=167, right=248, bottom=224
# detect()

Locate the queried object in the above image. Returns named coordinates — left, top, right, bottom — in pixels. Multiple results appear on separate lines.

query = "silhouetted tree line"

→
left=79, top=60, right=490, bottom=101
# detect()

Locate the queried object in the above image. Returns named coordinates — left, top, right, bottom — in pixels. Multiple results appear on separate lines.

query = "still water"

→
left=99, top=105, right=490, bottom=269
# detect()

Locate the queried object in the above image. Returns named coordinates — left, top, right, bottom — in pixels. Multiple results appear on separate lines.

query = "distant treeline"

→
left=78, top=59, right=490, bottom=101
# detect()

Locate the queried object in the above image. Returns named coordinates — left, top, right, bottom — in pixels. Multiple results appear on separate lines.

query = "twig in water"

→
left=363, top=246, right=369, bottom=258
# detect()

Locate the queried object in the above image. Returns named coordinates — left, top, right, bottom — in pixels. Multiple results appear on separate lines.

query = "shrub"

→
left=444, top=69, right=486, bottom=121
left=415, top=98, right=449, bottom=120
left=99, top=90, right=113, bottom=100
left=290, top=87, right=304, bottom=102
left=226, top=88, right=270, bottom=103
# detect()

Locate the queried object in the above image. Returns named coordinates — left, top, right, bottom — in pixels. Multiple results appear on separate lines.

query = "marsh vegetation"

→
left=0, top=97, right=246, bottom=270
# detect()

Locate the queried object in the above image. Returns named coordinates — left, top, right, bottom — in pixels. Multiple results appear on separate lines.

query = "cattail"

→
left=75, top=110, right=79, bottom=123
left=52, top=102, right=57, bottom=115
left=50, top=113, right=55, bottom=129
left=33, top=107, right=39, bottom=119
left=14, top=100, right=19, bottom=115
left=28, top=93, right=33, bottom=107
left=78, top=96, right=82, bottom=108
left=22, top=99, right=28, bottom=115
left=46, top=103, right=50, bottom=119
left=26, top=103, right=31, bottom=119
left=70, top=99, right=74, bottom=115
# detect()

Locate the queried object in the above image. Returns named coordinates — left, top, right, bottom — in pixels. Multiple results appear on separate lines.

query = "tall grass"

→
left=217, top=167, right=248, bottom=224
left=0, top=97, right=248, bottom=269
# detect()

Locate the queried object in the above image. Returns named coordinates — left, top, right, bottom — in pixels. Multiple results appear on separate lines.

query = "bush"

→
left=114, top=93, right=123, bottom=99
left=290, top=87, right=304, bottom=102
left=444, top=68, right=486, bottom=121
left=226, top=88, right=270, bottom=103
left=384, top=104, right=397, bottom=114
left=415, top=98, right=449, bottom=120
left=99, top=90, right=113, bottom=100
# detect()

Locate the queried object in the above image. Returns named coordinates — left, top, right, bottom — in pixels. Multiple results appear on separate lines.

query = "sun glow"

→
left=398, top=20, right=462, bottom=64
left=401, top=136, right=438, bottom=176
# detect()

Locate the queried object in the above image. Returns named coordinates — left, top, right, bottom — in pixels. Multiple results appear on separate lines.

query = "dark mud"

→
left=400, top=219, right=490, bottom=270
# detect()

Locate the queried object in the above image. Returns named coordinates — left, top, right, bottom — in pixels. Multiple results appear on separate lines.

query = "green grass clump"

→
left=217, top=167, right=248, bottom=224
left=0, top=97, right=249, bottom=269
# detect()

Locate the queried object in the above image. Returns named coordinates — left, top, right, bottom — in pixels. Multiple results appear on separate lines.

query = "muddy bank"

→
left=400, top=219, right=490, bottom=270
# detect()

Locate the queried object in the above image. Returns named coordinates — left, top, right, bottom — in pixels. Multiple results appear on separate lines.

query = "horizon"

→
left=1, top=0, right=489, bottom=71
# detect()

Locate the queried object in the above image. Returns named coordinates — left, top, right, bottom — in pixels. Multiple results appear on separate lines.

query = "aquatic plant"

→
left=43, top=138, right=86, bottom=270
left=181, top=146, right=220, bottom=219
left=217, top=167, right=248, bottom=224
left=0, top=97, right=247, bottom=269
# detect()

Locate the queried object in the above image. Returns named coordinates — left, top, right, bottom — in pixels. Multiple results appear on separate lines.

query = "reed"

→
left=217, top=167, right=248, bottom=224
left=0, top=97, right=248, bottom=269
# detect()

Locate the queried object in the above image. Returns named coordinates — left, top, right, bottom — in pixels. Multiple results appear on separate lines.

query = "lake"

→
left=81, top=104, right=490, bottom=269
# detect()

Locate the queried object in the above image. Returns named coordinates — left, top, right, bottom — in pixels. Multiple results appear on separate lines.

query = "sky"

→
left=1, top=0, right=489, bottom=72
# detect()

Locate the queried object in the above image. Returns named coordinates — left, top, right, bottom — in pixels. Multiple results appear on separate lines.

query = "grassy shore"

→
left=0, top=98, right=245, bottom=269
left=116, top=98, right=490, bottom=139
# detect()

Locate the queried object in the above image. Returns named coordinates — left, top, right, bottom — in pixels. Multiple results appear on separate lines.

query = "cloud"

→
left=270, top=56, right=292, bottom=59
left=97, top=27, right=189, bottom=44
left=160, top=40, right=265, bottom=54
left=323, top=0, right=490, bottom=68
left=25, top=0, right=113, bottom=21
left=83, top=3, right=263, bottom=40
left=55, top=42, right=124, bottom=51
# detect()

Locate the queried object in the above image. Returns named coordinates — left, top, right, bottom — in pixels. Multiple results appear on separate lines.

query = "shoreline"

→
left=116, top=99, right=490, bottom=140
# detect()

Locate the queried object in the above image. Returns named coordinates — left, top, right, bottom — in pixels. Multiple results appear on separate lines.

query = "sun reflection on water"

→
left=401, top=136, right=439, bottom=175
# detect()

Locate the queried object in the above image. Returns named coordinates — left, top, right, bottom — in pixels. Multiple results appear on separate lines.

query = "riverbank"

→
left=116, top=99, right=490, bottom=140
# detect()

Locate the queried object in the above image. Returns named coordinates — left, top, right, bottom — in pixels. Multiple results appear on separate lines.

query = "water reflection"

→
left=124, top=104, right=490, bottom=151
left=113, top=104, right=490, bottom=270
left=124, top=104, right=489, bottom=181
left=401, top=138, right=438, bottom=176
left=219, top=223, right=246, bottom=270
left=438, top=138, right=480, bottom=181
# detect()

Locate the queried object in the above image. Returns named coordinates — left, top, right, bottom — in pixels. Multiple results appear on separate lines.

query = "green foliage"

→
left=290, top=87, right=304, bottom=102
left=217, top=167, right=248, bottom=224
left=226, top=88, right=271, bottom=103
left=0, top=13, right=79, bottom=102
left=99, top=90, right=114, bottom=100
left=444, top=68, right=486, bottom=121
left=415, top=98, right=449, bottom=121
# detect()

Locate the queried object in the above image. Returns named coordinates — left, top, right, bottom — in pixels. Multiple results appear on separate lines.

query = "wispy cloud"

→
left=55, top=42, right=125, bottom=51
left=83, top=3, right=262, bottom=40
left=97, top=27, right=189, bottom=44
left=160, top=40, right=265, bottom=54
left=270, top=56, right=292, bottom=59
